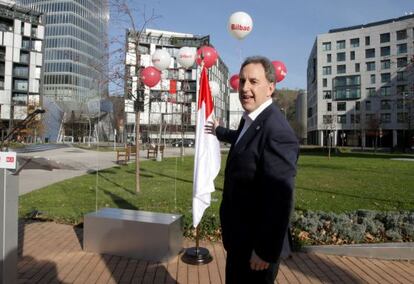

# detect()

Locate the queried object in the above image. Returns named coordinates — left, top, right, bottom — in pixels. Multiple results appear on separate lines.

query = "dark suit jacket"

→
left=216, top=103, right=299, bottom=263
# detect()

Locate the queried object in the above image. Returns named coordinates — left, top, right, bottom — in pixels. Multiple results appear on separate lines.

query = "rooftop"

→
left=329, top=13, right=414, bottom=34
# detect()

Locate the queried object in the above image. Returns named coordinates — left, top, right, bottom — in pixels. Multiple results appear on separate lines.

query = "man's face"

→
left=238, top=63, right=275, bottom=113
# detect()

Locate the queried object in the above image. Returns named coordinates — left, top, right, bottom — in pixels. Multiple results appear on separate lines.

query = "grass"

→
left=19, top=150, right=414, bottom=237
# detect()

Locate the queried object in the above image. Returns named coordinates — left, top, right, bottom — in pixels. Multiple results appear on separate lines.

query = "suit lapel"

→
left=228, top=104, right=275, bottom=161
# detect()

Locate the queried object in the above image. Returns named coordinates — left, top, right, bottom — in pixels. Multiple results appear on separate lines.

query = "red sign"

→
left=231, top=24, right=251, bottom=31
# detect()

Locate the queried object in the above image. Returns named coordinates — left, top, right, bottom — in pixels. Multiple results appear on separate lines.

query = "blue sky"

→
left=111, top=0, right=413, bottom=90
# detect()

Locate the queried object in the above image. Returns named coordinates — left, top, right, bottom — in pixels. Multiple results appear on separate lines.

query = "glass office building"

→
left=16, top=0, right=109, bottom=141
left=16, top=0, right=109, bottom=109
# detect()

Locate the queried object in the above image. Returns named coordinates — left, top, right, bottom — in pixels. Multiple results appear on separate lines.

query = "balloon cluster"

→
left=140, top=46, right=219, bottom=87
left=226, top=11, right=288, bottom=91
left=228, top=61, right=287, bottom=91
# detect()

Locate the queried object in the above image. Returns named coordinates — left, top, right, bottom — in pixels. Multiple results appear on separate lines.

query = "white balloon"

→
left=209, top=81, right=220, bottom=96
left=228, top=11, right=253, bottom=40
left=177, top=47, right=196, bottom=69
left=152, top=49, right=171, bottom=71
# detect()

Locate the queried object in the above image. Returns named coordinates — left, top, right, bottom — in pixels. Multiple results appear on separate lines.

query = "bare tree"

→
left=110, top=0, right=160, bottom=193
left=321, top=112, right=337, bottom=159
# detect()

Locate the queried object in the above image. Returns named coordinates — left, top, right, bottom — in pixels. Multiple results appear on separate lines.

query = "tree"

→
left=110, top=0, right=159, bottom=193
left=321, top=112, right=337, bottom=159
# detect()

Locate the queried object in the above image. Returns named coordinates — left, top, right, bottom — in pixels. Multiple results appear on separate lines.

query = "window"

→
left=337, top=65, right=346, bottom=74
left=365, top=48, right=375, bottom=58
left=350, top=38, right=359, bottom=47
left=381, top=73, right=391, bottom=83
left=350, top=51, right=355, bottom=60
left=397, top=85, right=407, bottom=95
left=380, top=86, right=391, bottom=96
left=366, top=114, right=375, bottom=123
left=397, top=71, right=405, bottom=81
left=355, top=63, right=360, bottom=72
left=397, top=112, right=408, bottom=123
left=14, top=79, right=28, bottom=91
left=365, top=36, right=370, bottom=46
left=351, top=114, right=360, bottom=123
left=337, top=102, right=346, bottom=111
left=322, top=42, right=331, bottom=51
left=380, top=33, right=390, bottom=43
left=370, top=74, right=376, bottom=84
left=365, top=101, right=371, bottom=111
left=307, top=107, right=313, bottom=117
left=337, top=40, right=345, bottom=49
left=397, top=43, right=407, bottom=54
left=366, top=88, right=376, bottom=97
left=323, top=78, right=327, bottom=87
left=337, top=115, right=346, bottom=123
left=337, top=52, right=346, bottom=61
left=380, top=113, right=391, bottom=123
left=380, top=100, right=391, bottom=110
left=396, top=29, right=407, bottom=40
left=332, top=75, right=361, bottom=100
left=366, top=61, right=375, bottom=71
left=323, top=115, right=332, bottom=124
left=381, top=60, right=390, bottom=70
left=323, top=66, right=332, bottom=75
left=327, top=54, right=331, bottom=63
left=380, top=46, right=390, bottom=56
left=327, top=102, right=332, bottom=111
left=13, top=66, right=29, bottom=77
left=355, top=101, right=360, bottom=111
left=397, top=99, right=404, bottom=109
left=323, top=91, right=332, bottom=99
left=397, top=57, right=408, bottom=68
left=12, top=94, right=27, bottom=106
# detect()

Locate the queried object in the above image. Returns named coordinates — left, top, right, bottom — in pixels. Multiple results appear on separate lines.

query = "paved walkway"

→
left=18, top=146, right=195, bottom=195
left=18, top=221, right=414, bottom=284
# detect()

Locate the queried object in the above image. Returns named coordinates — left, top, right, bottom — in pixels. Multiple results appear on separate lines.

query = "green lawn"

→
left=19, top=151, right=414, bottom=237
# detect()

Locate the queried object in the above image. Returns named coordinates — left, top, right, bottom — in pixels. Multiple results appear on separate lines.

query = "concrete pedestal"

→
left=84, top=208, right=183, bottom=261
left=0, top=170, right=18, bottom=284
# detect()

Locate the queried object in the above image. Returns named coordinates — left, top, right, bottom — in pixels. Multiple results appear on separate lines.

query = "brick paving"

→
left=18, top=221, right=414, bottom=283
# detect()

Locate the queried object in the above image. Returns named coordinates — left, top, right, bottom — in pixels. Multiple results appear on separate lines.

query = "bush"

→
left=291, top=210, right=414, bottom=245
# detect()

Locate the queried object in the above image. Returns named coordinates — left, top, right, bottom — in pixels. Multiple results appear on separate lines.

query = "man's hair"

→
left=240, top=56, right=276, bottom=83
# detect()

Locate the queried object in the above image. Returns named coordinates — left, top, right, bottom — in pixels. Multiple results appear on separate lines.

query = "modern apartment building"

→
left=16, top=0, right=109, bottom=142
left=124, top=28, right=230, bottom=144
left=0, top=1, right=43, bottom=141
left=307, top=14, right=414, bottom=148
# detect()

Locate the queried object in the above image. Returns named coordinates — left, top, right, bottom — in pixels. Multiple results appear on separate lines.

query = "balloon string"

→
left=238, top=41, right=242, bottom=65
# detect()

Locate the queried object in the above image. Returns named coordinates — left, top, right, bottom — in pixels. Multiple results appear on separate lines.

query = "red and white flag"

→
left=192, top=67, right=221, bottom=228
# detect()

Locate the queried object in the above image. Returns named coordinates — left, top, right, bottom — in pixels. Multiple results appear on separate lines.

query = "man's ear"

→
left=267, top=83, right=275, bottom=97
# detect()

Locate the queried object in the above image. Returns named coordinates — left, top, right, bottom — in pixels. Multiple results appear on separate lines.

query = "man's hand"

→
left=250, top=250, right=269, bottom=271
left=205, top=119, right=219, bottom=136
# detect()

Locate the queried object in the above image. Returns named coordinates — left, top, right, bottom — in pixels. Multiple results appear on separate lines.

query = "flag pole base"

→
left=181, top=247, right=213, bottom=265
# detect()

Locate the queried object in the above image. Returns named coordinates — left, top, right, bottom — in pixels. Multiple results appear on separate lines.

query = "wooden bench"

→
left=147, top=145, right=165, bottom=159
left=116, top=147, right=129, bottom=164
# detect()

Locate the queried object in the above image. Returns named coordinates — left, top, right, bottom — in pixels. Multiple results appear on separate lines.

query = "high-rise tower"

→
left=17, top=0, right=109, bottom=141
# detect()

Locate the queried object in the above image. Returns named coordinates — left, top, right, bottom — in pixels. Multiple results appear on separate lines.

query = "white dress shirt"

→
left=236, top=99, right=273, bottom=144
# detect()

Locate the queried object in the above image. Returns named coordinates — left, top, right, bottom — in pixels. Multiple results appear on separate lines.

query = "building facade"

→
left=16, top=0, right=109, bottom=142
left=124, top=28, right=230, bottom=144
left=0, top=1, right=43, bottom=141
left=307, top=15, right=414, bottom=148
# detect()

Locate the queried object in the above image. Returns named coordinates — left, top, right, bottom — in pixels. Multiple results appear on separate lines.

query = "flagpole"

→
left=181, top=225, right=212, bottom=265
left=181, top=54, right=214, bottom=265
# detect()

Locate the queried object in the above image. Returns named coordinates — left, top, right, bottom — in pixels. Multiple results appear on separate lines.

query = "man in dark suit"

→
left=206, top=56, right=299, bottom=283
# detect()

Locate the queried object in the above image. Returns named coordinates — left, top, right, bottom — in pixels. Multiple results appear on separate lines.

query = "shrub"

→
left=291, top=210, right=414, bottom=245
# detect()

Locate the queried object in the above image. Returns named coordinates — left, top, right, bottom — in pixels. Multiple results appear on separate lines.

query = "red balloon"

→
left=229, top=74, right=239, bottom=90
left=272, top=61, right=287, bottom=82
left=141, top=66, right=161, bottom=87
left=196, top=46, right=218, bottom=68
